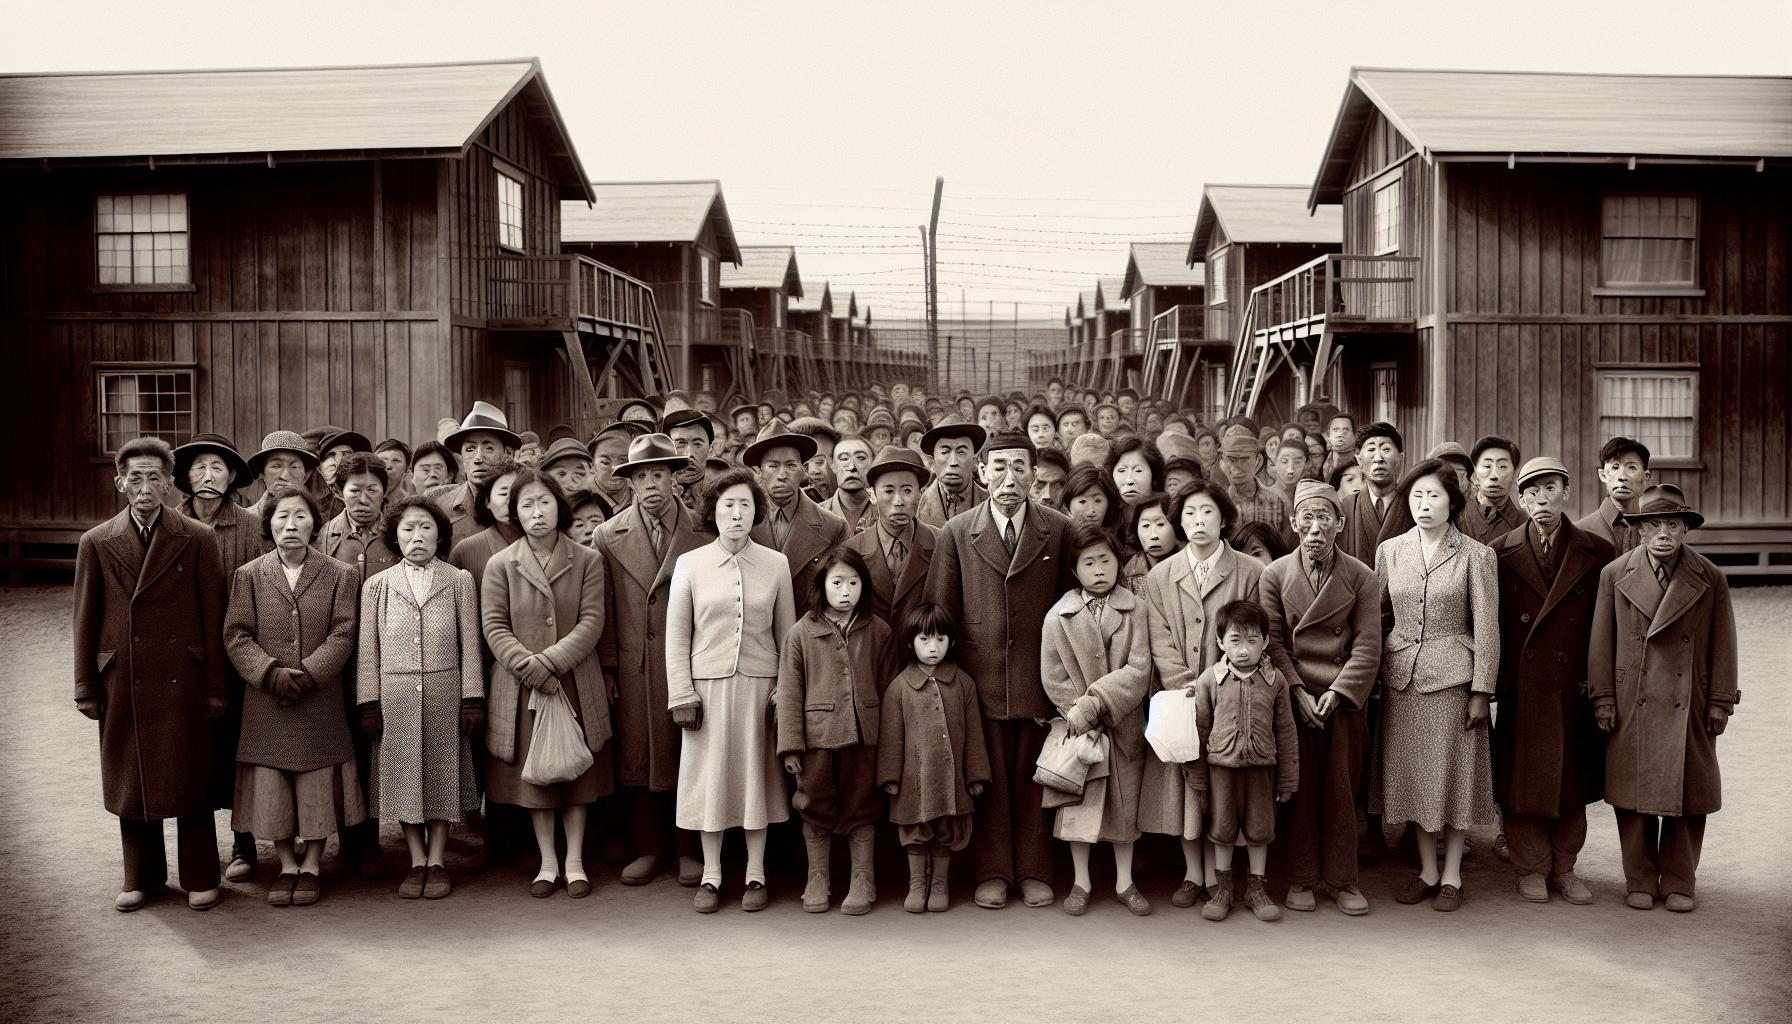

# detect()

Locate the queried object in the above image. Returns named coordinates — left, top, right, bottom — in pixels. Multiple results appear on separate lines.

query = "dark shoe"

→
left=115, top=889, right=151, bottom=913
left=1625, top=891, right=1655, bottom=910
left=1333, top=885, right=1370, bottom=916
left=1019, top=878, right=1054, bottom=908
left=223, top=856, right=256, bottom=883
left=529, top=875, right=558, bottom=899
left=291, top=871, right=321, bottom=907
left=1062, top=885, right=1090, bottom=916
left=1517, top=872, right=1550, bottom=903
left=1117, top=885, right=1152, bottom=916
left=620, top=855, right=661, bottom=887
left=398, top=866, right=427, bottom=899
left=1664, top=892, right=1696, bottom=913
left=693, top=882, right=720, bottom=914
left=1432, top=884, right=1462, bottom=912
left=566, top=874, right=591, bottom=899
left=1492, top=832, right=1511, bottom=862
left=973, top=879, right=1008, bottom=909
left=1285, top=884, right=1317, bottom=912
left=677, top=855, right=704, bottom=887
left=267, top=873, right=298, bottom=907
left=1396, top=876, right=1440, bottom=905
left=1201, top=871, right=1234, bottom=922
left=1244, top=876, right=1281, bottom=922
left=741, top=879, right=768, bottom=912
left=423, top=865, right=453, bottom=900
left=1171, top=880, right=1206, bottom=909
left=1550, top=873, right=1594, bottom=905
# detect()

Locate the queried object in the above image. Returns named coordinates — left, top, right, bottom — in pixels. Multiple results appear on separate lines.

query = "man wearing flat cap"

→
left=747, top=426, right=848, bottom=618
left=1259, top=480, right=1382, bottom=916
left=1491, top=457, right=1614, bottom=906
left=845, top=446, right=937, bottom=632
left=1336, top=421, right=1412, bottom=568
left=916, top=416, right=988, bottom=528
left=1588, top=484, right=1738, bottom=913
left=661, top=408, right=716, bottom=510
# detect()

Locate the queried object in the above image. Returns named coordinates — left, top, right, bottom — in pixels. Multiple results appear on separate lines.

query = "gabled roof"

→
left=720, top=245, right=802, bottom=296
left=1188, top=184, right=1344, bottom=260
left=1078, top=290, right=1097, bottom=319
left=788, top=279, right=833, bottom=315
left=1312, top=67, right=1792, bottom=206
left=1121, top=242, right=1205, bottom=298
left=831, top=291, right=857, bottom=319
left=1094, top=277, right=1129, bottom=314
left=0, top=59, right=594, bottom=199
left=561, top=181, right=742, bottom=262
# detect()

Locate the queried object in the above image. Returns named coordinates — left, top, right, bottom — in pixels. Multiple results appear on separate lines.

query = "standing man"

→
left=1461, top=435, right=1527, bottom=545
left=926, top=431, right=1075, bottom=910
left=916, top=416, right=987, bottom=528
left=662, top=409, right=716, bottom=509
left=1492, top=457, right=1614, bottom=906
left=747, top=426, right=848, bottom=618
left=428, top=401, right=520, bottom=546
left=1259, top=480, right=1381, bottom=916
left=846, top=446, right=935, bottom=631
left=74, top=438, right=228, bottom=912
left=1215, top=433, right=1294, bottom=550
left=373, top=438, right=412, bottom=500
left=1045, top=377, right=1064, bottom=410
left=1577, top=436, right=1651, bottom=556
left=539, top=436, right=595, bottom=498
left=821, top=433, right=878, bottom=536
left=1588, top=485, right=1738, bottom=913
left=1056, top=404, right=1091, bottom=450
left=1336, top=421, right=1412, bottom=568
left=790, top=418, right=841, bottom=503
left=1321, top=413, right=1357, bottom=482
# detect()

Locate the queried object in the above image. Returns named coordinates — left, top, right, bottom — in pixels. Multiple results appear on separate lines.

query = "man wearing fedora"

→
left=916, top=416, right=988, bottom=529
left=428, top=401, right=521, bottom=547
left=661, top=408, right=717, bottom=510
left=244, top=430, right=319, bottom=520
left=1588, top=484, right=1739, bottom=912
left=846, top=446, right=937, bottom=632
left=747, top=426, right=848, bottom=619
left=592, top=433, right=709, bottom=886
left=1491, top=457, right=1615, bottom=906
left=590, top=420, right=649, bottom=514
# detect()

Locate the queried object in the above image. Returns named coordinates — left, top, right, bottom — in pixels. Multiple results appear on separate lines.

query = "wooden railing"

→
left=1148, top=304, right=1217, bottom=347
left=482, top=254, right=659, bottom=335
left=719, top=308, right=755, bottom=348
left=1110, top=327, right=1149, bottom=356
left=1248, top=253, right=1420, bottom=336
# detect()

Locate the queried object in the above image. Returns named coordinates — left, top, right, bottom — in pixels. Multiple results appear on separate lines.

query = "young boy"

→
left=1187, top=599, right=1299, bottom=922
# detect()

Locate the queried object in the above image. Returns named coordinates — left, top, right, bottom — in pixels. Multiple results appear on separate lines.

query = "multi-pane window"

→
left=1598, top=368, right=1698, bottom=462
left=1372, top=179, right=1401, bottom=255
left=97, top=368, right=195, bottom=454
left=1601, top=195, right=1698, bottom=288
left=1372, top=363, right=1398, bottom=426
left=497, top=171, right=524, bottom=250
left=96, top=193, right=189, bottom=285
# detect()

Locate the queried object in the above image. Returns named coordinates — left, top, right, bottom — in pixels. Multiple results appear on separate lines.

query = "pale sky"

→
left=9, top=0, right=1787, bottom=325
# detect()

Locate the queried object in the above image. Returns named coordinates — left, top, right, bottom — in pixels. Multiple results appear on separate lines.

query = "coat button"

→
left=132, top=635, right=140, bottom=642
left=1520, top=613, right=1531, bottom=623
left=1333, top=626, right=1342, bottom=634
left=545, top=617, right=554, bottom=625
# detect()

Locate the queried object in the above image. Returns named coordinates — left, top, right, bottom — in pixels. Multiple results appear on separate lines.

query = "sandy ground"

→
left=1, top=582, right=1787, bottom=1024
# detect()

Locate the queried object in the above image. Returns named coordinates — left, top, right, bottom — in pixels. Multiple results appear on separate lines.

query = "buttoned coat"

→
left=73, top=509, right=228, bottom=819
left=317, top=511, right=400, bottom=587
left=1260, top=548, right=1383, bottom=708
left=844, top=521, right=936, bottom=633
left=776, top=612, right=896, bottom=755
left=1588, top=545, right=1738, bottom=817
left=593, top=501, right=706, bottom=790
left=1459, top=493, right=1528, bottom=546
left=224, top=551, right=360, bottom=772
left=915, top=478, right=987, bottom=529
left=666, top=539, right=797, bottom=708
left=1040, top=587, right=1150, bottom=838
left=751, top=493, right=848, bottom=619
left=1186, top=661, right=1300, bottom=791
left=480, top=535, right=611, bottom=764
left=876, top=662, right=992, bottom=824
left=1374, top=526, right=1500, bottom=696
left=1337, top=485, right=1413, bottom=568
left=926, top=500, right=1076, bottom=720
left=1491, top=520, right=1613, bottom=817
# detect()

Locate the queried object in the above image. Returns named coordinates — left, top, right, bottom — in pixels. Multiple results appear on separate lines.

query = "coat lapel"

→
left=1614, top=551, right=1664, bottom=623
left=1500, top=526, right=1551, bottom=601
left=1007, top=503, right=1048, bottom=579
left=100, top=511, right=146, bottom=586
left=513, top=539, right=557, bottom=601
left=1200, top=544, right=1236, bottom=599
left=134, top=511, right=191, bottom=598
left=610, top=506, right=664, bottom=595
left=1649, top=554, right=1708, bottom=638
left=1419, top=527, right=1465, bottom=578
left=966, top=504, right=1013, bottom=577
left=1535, top=522, right=1598, bottom=625
left=786, top=495, right=833, bottom=571
left=893, top=524, right=934, bottom=604
left=1295, top=560, right=1353, bottom=634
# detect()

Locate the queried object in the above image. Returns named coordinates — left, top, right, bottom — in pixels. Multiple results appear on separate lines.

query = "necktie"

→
left=1653, top=559, right=1671, bottom=591
left=644, top=513, right=665, bottom=559
left=1484, top=504, right=1501, bottom=526
left=944, top=491, right=960, bottom=521
left=773, top=508, right=790, bottom=548
left=1310, top=559, right=1325, bottom=595
left=1372, top=496, right=1385, bottom=522
left=1195, top=559, right=1209, bottom=590
left=1539, top=529, right=1551, bottom=556
left=136, top=516, right=154, bottom=549
left=1002, top=519, right=1017, bottom=556
left=888, top=536, right=907, bottom=576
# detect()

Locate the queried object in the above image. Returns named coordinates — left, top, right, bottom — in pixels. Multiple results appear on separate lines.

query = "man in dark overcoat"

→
left=1335, top=421, right=1413, bottom=568
left=74, top=437, right=229, bottom=912
left=1588, top=485, right=1739, bottom=912
left=1491, top=457, right=1614, bottom=905
left=926, top=431, right=1075, bottom=910
left=846, top=446, right=936, bottom=632
left=593, top=432, right=708, bottom=886
left=747, top=427, right=848, bottom=618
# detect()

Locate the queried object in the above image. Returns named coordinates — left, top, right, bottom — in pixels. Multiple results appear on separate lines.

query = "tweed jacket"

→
left=1588, top=545, right=1738, bottom=817
left=1459, top=493, right=1528, bottom=546
left=915, top=477, right=987, bottom=529
left=844, top=519, right=936, bottom=632
left=876, top=662, right=992, bottom=824
left=776, top=611, right=896, bottom=755
left=1185, top=660, right=1300, bottom=792
left=819, top=490, right=880, bottom=537
left=73, top=508, right=229, bottom=819
left=751, top=493, right=849, bottom=619
left=356, top=559, right=483, bottom=705
left=1337, top=485, right=1414, bottom=568
left=480, top=535, right=611, bottom=764
left=1374, top=525, right=1500, bottom=696
left=426, top=480, right=484, bottom=547
left=925, top=500, right=1076, bottom=720
left=224, top=551, right=360, bottom=772
left=1259, top=548, right=1383, bottom=708
left=179, top=495, right=269, bottom=572
left=1141, top=542, right=1265, bottom=693
left=666, top=539, right=796, bottom=708
left=317, top=511, right=400, bottom=588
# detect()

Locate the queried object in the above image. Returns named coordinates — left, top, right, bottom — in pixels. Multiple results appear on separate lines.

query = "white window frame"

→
left=1597, top=193, right=1701, bottom=295
left=698, top=251, right=716, bottom=306
left=1371, top=362, right=1398, bottom=427
left=1595, top=364, right=1700, bottom=468
left=496, top=169, right=525, bottom=252
left=95, top=192, right=191, bottom=289
left=1372, top=177, right=1402, bottom=256
left=95, top=363, right=197, bottom=455
left=1209, top=246, right=1229, bottom=306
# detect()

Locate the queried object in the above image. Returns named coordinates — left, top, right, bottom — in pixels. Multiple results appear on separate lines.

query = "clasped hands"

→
left=510, top=654, right=559, bottom=695
left=266, top=666, right=318, bottom=705
left=1294, top=688, right=1343, bottom=730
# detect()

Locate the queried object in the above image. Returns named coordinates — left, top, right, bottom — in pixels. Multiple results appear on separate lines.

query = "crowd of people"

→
left=72, top=376, right=1740, bottom=922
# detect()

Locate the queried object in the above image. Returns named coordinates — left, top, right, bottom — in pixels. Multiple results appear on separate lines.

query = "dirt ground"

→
left=2, top=582, right=1787, bottom=1024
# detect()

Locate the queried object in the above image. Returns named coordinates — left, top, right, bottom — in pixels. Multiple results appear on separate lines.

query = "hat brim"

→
left=443, top=425, right=522, bottom=453
left=319, top=431, right=374, bottom=455
left=245, top=446, right=319, bottom=475
left=1623, top=508, right=1706, bottom=530
left=920, top=423, right=987, bottom=454
left=743, top=433, right=817, bottom=466
left=615, top=455, right=692, bottom=476
left=172, top=442, right=252, bottom=494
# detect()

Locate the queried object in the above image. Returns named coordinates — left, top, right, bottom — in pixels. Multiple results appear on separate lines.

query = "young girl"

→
left=776, top=548, right=896, bottom=916
left=1123, top=492, right=1182, bottom=594
left=1041, top=524, right=1152, bottom=916
left=877, top=603, right=991, bottom=913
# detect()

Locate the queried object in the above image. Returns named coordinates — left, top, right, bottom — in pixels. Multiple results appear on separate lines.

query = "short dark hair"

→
left=374, top=437, right=411, bottom=462
left=1056, top=403, right=1090, bottom=427
left=1328, top=461, right=1362, bottom=490
left=115, top=436, right=174, bottom=476
left=1470, top=434, right=1521, bottom=467
left=1230, top=520, right=1291, bottom=561
left=1169, top=480, right=1238, bottom=541
left=807, top=546, right=872, bottom=617
left=470, top=459, right=519, bottom=528
left=1355, top=421, right=1404, bottom=453
left=1024, top=402, right=1056, bottom=431
left=259, top=484, right=323, bottom=542
left=1599, top=436, right=1651, bottom=469
left=1060, top=464, right=1123, bottom=529
left=899, top=602, right=957, bottom=665
left=498, top=466, right=575, bottom=533
left=1106, top=434, right=1164, bottom=491
left=1398, top=458, right=1468, bottom=525
left=1326, top=412, right=1357, bottom=432
left=1126, top=491, right=1178, bottom=548
left=1047, top=376, right=1064, bottom=387
left=410, top=440, right=459, bottom=479
left=1066, top=520, right=1121, bottom=559
left=1035, top=446, right=1071, bottom=476
left=1216, top=599, right=1269, bottom=638
left=332, top=451, right=389, bottom=493
left=700, top=466, right=770, bottom=531
left=381, top=496, right=455, bottom=560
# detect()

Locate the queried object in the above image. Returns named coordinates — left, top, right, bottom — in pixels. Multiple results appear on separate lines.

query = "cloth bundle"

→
left=1144, top=688, right=1202, bottom=763
left=521, top=688, right=593, bottom=786
left=1034, top=717, right=1107, bottom=795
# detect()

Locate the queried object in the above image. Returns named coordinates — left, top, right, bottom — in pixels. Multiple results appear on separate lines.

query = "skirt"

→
left=675, top=674, right=790, bottom=832
left=1137, top=750, right=1203, bottom=841
left=1371, top=683, right=1498, bottom=833
left=484, top=673, right=614, bottom=810
left=232, top=760, right=367, bottom=841
left=899, top=815, right=972, bottom=853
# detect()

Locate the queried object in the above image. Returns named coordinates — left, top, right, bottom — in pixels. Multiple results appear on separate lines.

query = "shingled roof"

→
left=1121, top=241, right=1205, bottom=299
left=721, top=245, right=802, bottom=296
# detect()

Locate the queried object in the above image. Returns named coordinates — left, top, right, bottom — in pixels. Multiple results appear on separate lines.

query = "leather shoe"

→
left=741, top=880, right=768, bottom=912
left=693, top=882, right=720, bottom=913
left=1517, top=873, right=1550, bottom=903
left=529, top=876, right=558, bottom=898
left=1432, top=884, right=1462, bottom=912
left=291, top=871, right=321, bottom=907
left=677, top=856, right=705, bottom=887
left=1492, top=832, right=1511, bottom=862
left=1550, top=873, right=1593, bottom=905
left=1116, top=885, right=1152, bottom=916
left=223, top=856, right=255, bottom=883
left=1170, top=879, right=1205, bottom=909
left=566, top=874, right=591, bottom=900
left=398, top=866, right=427, bottom=899
left=1332, top=885, right=1370, bottom=916
left=424, top=865, right=454, bottom=900
left=620, top=855, right=661, bottom=887
left=114, top=889, right=151, bottom=913
left=1285, top=884, right=1317, bottom=912
left=267, top=873, right=298, bottom=907
left=974, top=879, right=1009, bottom=909
left=1664, top=892, right=1696, bottom=913
left=187, top=887, right=220, bottom=911
left=1396, top=876, right=1440, bottom=905
left=1062, top=885, right=1089, bottom=916
left=1019, top=878, right=1054, bottom=908
left=1625, top=891, right=1655, bottom=910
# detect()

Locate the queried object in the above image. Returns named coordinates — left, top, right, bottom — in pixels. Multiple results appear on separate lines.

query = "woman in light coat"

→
left=667, top=467, right=796, bottom=913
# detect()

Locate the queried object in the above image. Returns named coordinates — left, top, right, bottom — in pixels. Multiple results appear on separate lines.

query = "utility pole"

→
left=925, top=176, right=943, bottom=396
left=945, top=334, right=953, bottom=395
left=1013, top=301, right=1019, bottom=394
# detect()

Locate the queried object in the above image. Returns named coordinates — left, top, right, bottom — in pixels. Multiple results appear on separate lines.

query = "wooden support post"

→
left=562, top=331, right=599, bottom=439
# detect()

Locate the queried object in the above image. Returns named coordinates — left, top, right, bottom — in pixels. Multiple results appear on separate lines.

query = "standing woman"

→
left=482, top=468, right=612, bottom=898
left=448, top=462, right=522, bottom=594
left=1058, top=464, right=1123, bottom=533
left=1107, top=435, right=1164, bottom=508
left=357, top=498, right=485, bottom=899
left=1371, top=459, right=1500, bottom=912
left=1123, top=492, right=1182, bottom=595
left=667, top=467, right=795, bottom=913
left=223, top=486, right=364, bottom=907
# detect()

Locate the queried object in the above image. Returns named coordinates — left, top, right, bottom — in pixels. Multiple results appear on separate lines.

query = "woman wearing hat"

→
left=245, top=431, right=320, bottom=520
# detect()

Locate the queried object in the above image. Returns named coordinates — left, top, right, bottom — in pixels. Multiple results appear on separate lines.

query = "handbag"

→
left=1034, top=717, right=1105, bottom=795
left=1145, top=688, right=1202, bottom=763
left=520, top=687, right=595, bottom=786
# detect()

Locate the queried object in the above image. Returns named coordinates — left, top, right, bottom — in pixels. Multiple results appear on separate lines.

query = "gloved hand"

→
left=460, top=698, right=485, bottom=739
left=76, top=699, right=103, bottom=721
left=292, top=668, right=317, bottom=694
left=360, top=702, right=383, bottom=741
left=671, top=701, right=703, bottom=731
left=1065, top=702, right=1096, bottom=737
left=514, top=655, right=554, bottom=692
left=1594, top=699, right=1617, bottom=732
left=1707, top=706, right=1730, bottom=736
left=207, top=696, right=228, bottom=719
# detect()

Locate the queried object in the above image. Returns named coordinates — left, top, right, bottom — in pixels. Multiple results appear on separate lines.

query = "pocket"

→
left=96, top=649, right=116, bottom=674
left=804, top=702, right=836, bottom=713
left=1455, top=635, right=1477, bottom=655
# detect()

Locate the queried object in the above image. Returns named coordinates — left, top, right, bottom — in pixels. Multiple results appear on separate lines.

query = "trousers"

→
left=1504, top=805, right=1588, bottom=878
left=1615, top=809, right=1706, bottom=898
left=971, top=718, right=1053, bottom=887
left=1283, top=701, right=1368, bottom=888
left=119, top=815, right=220, bottom=893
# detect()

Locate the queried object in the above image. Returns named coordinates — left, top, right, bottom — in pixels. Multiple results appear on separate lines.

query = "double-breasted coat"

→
left=877, top=662, right=993, bottom=825
left=1260, top=549, right=1383, bottom=708
left=73, top=509, right=229, bottom=819
left=844, top=520, right=936, bottom=633
left=593, top=502, right=706, bottom=791
left=1040, top=587, right=1151, bottom=843
left=776, top=612, right=896, bottom=755
left=1588, top=546, right=1739, bottom=817
left=925, top=500, right=1076, bottom=720
left=1491, top=520, right=1614, bottom=817
left=916, top=478, right=987, bottom=529
left=751, top=493, right=849, bottom=619
left=1337, top=485, right=1413, bottom=568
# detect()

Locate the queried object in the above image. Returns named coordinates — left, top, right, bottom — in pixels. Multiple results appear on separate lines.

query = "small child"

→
left=1041, top=523, right=1152, bottom=916
left=876, top=603, right=992, bottom=913
left=776, top=548, right=896, bottom=916
left=1188, top=599, right=1299, bottom=922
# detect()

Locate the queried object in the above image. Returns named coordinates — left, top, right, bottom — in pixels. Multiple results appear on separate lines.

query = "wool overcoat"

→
left=751, top=493, right=849, bottom=619
left=1260, top=548, right=1382, bottom=707
left=1459, top=494, right=1528, bottom=546
left=1039, top=587, right=1150, bottom=839
left=876, top=662, right=992, bottom=824
left=776, top=612, right=896, bottom=755
left=180, top=496, right=270, bottom=575
left=915, top=478, right=987, bottom=529
left=426, top=480, right=485, bottom=548
left=845, top=521, right=937, bottom=633
left=1337, top=485, right=1413, bottom=568
left=180, top=496, right=270, bottom=809
left=317, top=512, right=400, bottom=586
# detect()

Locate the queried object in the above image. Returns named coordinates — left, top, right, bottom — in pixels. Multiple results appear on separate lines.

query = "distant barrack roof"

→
left=789, top=278, right=832, bottom=314
left=1122, top=241, right=1205, bottom=298
left=1189, top=184, right=1343, bottom=260
left=561, top=180, right=742, bottom=262
left=721, top=246, right=803, bottom=296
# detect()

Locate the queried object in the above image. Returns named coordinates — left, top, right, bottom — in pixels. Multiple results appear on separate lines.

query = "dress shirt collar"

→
left=1186, top=541, right=1223, bottom=575
left=988, top=500, right=1027, bottom=536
